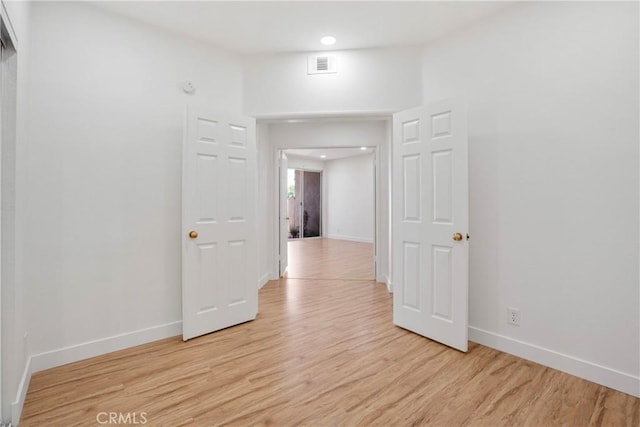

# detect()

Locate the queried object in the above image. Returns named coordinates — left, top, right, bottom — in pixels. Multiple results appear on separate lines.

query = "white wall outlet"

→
left=507, top=307, right=521, bottom=326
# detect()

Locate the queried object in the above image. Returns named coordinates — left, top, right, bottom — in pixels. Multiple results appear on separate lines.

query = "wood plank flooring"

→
left=286, top=238, right=374, bottom=280
left=21, top=239, right=638, bottom=426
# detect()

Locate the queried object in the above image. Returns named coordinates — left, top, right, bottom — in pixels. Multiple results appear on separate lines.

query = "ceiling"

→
left=94, top=1, right=516, bottom=54
left=285, top=147, right=372, bottom=161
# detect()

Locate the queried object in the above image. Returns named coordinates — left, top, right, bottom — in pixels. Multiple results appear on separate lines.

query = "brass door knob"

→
left=453, top=232, right=463, bottom=241
left=188, top=230, right=198, bottom=239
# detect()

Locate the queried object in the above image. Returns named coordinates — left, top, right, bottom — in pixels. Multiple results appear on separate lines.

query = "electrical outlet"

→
left=507, top=307, right=521, bottom=327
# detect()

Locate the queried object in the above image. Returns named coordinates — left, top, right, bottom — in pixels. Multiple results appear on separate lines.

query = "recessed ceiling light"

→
left=320, top=155, right=327, bottom=159
left=360, top=146, right=367, bottom=150
left=320, top=35, right=336, bottom=46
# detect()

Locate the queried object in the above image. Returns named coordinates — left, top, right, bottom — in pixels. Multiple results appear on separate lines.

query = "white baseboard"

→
left=326, top=234, right=374, bottom=243
left=385, top=276, right=393, bottom=293
left=259, top=272, right=272, bottom=289
left=11, top=356, right=32, bottom=426
left=11, top=321, right=182, bottom=425
left=30, top=321, right=182, bottom=374
left=469, top=326, right=640, bottom=398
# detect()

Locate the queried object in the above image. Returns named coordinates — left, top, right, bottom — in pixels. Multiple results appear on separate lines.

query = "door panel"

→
left=402, top=242, right=421, bottom=311
left=182, top=106, right=258, bottom=341
left=432, top=150, right=453, bottom=223
left=432, top=245, right=453, bottom=320
left=228, top=157, right=247, bottom=220
left=403, top=154, right=421, bottom=221
left=392, top=100, right=469, bottom=352
left=196, top=154, right=218, bottom=220
left=196, top=243, right=219, bottom=313
left=228, top=240, right=247, bottom=305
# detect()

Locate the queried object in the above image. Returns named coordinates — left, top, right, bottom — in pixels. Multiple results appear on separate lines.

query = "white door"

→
left=182, top=106, right=258, bottom=341
left=279, top=152, right=288, bottom=276
left=392, top=99, right=469, bottom=352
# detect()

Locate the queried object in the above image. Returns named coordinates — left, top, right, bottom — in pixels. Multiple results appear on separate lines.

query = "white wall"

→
left=269, top=120, right=387, bottom=149
left=285, top=154, right=324, bottom=171
left=23, top=2, right=243, bottom=364
left=421, top=1, right=639, bottom=394
left=324, top=154, right=374, bottom=243
left=244, top=47, right=422, bottom=117
left=1, top=0, right=31, bottom=423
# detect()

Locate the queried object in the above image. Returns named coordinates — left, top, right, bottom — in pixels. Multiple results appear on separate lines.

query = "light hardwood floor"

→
left=286, top=238, right=374, bottom=280
left=21, top=239, right=638, bottom=426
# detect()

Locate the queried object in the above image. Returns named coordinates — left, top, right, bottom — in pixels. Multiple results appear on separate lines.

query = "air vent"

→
left=317, top=56, right=329, bottom=71
left=307, top=54, right=337, bottom=74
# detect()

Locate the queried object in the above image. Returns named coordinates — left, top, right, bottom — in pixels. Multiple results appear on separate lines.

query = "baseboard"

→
left=469, top=326, right=640, bottom=398
left=326, top=234, right=374, bottom=243
left=11, top=356, right=32, bottom=426
left=385, top=275, right=393, bottom=293
left=258, top=272, right=271, bottom=289
left=30, top=321, right=183, bottom=374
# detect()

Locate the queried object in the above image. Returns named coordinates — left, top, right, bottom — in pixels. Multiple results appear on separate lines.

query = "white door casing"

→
left=392, top=100, right=469, bottom=352
left=279, top=152, right=288, bottom=276
left=182, top=106, right=258, bottom=341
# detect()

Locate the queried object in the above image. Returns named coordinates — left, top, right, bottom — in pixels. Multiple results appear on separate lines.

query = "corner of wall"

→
left=259, top=272, right=272, bottom=289
left=29, top=321, right=183, bottom=376
left=11, top=356, right=31, bottom=426
left=0, top=0, right=32, bottom=424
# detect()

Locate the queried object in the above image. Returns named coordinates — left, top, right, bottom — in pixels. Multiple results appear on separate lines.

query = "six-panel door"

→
left=392, top=100, right=469, bottom=352
left=182, top=107, right=258, bottom=341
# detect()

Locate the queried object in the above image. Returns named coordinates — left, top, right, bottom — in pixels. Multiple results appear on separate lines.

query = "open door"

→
left=279, top=152, right=288, bottom=276
left=392, top=99, right=469, bottom=352
left=182, top=106, right=258, bottom=341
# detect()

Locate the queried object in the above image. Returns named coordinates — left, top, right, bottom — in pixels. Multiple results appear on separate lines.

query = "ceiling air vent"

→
left=307, top=54, right=337, bottom=75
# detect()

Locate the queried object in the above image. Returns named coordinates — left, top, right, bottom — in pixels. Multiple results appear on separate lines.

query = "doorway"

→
left=287, top=169, right=322, bottom=239
left=279, top=147, right=377, bottom=281
left=266, top=117, right=391, bottom=288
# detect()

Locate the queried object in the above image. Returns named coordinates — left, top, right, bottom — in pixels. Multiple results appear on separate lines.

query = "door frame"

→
left=0, top=5, right=19, bottom=424
left=272, top=141, right=385, bottom=283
